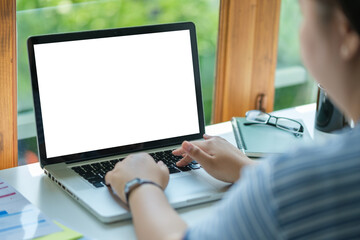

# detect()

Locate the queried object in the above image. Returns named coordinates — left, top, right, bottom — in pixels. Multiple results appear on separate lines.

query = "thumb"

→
left=182, top=141, right=211, bottom=164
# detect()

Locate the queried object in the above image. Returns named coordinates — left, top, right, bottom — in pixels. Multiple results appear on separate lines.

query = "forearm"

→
left=129, top=185, right=187, bottom=240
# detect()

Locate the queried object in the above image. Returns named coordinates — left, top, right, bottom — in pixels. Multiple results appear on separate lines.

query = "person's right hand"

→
left=173, top=134, right=255, bottom=183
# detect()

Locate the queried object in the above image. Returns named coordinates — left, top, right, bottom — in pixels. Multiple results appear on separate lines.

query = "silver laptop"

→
left=27, top=22, right=229, bottom=223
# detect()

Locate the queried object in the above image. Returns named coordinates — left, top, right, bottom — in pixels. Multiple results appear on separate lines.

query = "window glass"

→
left=275, top=0, right=318, bottom=110
left=17, top=0, right=219, bottom=124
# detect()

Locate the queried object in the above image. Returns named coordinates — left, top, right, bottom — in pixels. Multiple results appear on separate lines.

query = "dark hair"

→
left=317, top=0, right=360, bottom=35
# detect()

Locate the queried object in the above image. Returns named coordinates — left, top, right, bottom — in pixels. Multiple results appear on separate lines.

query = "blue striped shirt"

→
left=185, top=124, right=360, bottom=239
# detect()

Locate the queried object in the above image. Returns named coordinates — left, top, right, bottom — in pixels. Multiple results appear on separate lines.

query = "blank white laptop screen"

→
left=34, top=30, right=200, bottom=158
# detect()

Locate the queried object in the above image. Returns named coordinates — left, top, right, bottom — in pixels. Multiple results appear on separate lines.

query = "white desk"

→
left=0, top=105, right=321, bottom=239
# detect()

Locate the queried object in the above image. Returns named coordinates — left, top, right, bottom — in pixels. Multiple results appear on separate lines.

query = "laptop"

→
left=27, top=22, right=230, bottom=223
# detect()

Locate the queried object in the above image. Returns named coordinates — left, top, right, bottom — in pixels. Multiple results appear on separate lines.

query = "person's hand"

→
left=105, top=153, right=169, bottom=203
left=173, top=134, right=255, bottom=183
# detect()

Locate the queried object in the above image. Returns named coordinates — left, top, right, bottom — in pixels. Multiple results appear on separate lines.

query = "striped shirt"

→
left=185, top=124, right=360, bottom=239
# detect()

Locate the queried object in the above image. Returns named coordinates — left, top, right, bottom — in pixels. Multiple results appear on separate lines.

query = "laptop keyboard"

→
left=71, top=150, right=201, bottom=188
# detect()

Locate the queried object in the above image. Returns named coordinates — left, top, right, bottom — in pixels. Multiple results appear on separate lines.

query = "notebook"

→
left=231, top=117, right=312, bottom=157
left=27, top=22, right=230, bottom=223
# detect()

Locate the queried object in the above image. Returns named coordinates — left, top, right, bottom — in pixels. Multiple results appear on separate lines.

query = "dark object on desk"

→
left=245, top=110, right=304, bottom=137
left=231, top=117, right=312, bottom=158
left=315, top=85, right=347, bottom=133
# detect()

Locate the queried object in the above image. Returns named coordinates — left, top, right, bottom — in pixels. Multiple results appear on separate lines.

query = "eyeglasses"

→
left=245, top=110, right=304, bottom=136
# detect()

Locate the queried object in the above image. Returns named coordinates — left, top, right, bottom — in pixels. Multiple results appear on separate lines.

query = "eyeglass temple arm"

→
left=299, top=124, right=304, bottom=133
left=243, top=122, right=303, bottom=136
left=243, top=122, right=261, bottom=126
left=243, top=122, right=277, bottom=126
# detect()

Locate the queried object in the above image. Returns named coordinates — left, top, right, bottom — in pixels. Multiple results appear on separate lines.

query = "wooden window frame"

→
left=213, top=0, right=281, bottom=123
left=0, top=0, right=17, bottom=169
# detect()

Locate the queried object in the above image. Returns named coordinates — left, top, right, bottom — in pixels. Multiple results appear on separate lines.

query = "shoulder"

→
left=265, top=125, right=360, bottom=239
left=270, top=125, right=360, bottom=184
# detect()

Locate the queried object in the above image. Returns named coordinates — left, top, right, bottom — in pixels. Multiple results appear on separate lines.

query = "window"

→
left=213, top=0, right=281, bottom=123
left=17, top=0, right=220, bottom=164
left=274, top=0, right=318, bottom=110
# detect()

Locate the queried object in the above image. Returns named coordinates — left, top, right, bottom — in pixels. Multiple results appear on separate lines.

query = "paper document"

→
left=0, top=178, right=61, bottom=240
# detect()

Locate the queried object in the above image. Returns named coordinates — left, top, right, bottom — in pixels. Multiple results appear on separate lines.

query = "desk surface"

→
left=0, top=104, right=323, bottom=239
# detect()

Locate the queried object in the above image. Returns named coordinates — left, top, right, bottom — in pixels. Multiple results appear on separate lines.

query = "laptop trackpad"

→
left=165, top=174, right=216, bottom=202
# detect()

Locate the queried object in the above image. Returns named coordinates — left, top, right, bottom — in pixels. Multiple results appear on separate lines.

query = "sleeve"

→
left=184, top=161, right=280, bottom=240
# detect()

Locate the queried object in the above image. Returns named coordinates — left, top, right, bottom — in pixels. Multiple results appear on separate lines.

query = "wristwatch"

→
left=124, top=178, right=162, bottom=205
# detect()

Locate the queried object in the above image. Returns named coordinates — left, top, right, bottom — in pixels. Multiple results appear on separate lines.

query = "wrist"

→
left=124, top=178, right=163, bottom=206
left=234, top=156, right=257, bottom=180
left=128, top=183, right=164, bottom=205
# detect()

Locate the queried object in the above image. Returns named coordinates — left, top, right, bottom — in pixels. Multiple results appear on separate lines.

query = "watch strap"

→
left=125, top=178, right=163, bottom=205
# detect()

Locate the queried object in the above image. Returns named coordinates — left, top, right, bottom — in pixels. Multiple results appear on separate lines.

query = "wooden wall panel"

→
left=0, top=0, right=17, bottom=169
left=213, top=0, right=281, bottom=123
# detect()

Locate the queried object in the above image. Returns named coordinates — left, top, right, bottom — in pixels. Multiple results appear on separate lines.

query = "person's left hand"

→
left=105, top=153, right=169, bottom=203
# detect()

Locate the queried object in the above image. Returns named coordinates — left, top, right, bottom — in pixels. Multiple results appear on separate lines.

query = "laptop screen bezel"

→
left=27, top=22, right=205, bottom=168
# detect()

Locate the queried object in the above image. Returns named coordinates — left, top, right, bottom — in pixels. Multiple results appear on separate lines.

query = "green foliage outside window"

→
left=17, top=0, right=220, bottom=125
left=275, top=0, right=318, bottom=110
left=277, top=1, right=302, bottom=68
left=17, top=0, right=317, bottom=126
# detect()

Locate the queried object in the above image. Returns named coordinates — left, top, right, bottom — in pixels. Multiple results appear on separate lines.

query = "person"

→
left=105, top=0, right=360, bottom=239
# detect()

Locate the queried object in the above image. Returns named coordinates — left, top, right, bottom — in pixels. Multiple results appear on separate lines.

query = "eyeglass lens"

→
left=277, top=118, right=302, bottom=132
left=246, top=110, right=303, bottom=134
left=246, top=110, right=269, bottom=123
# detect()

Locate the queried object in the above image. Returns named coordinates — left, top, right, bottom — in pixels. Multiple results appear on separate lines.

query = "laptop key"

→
left=98, top=169, right=107, bottom=176
left=92, top=182, right=104, bottom=188
left=177, top=165, right=191, bottom=172
left=72, top=166, right=86, bottom=174
left=149, top=150, right=195, bottom=174
left=189, top=160, right=201, bottom=170
left=100, top=161, right=112, bottom=171
left=85, top=174, right=101, bottom=181
left=110, top=159, right=119, bottom=166
left=82, top=165, right=94, bottom=172
left=82, top=171, right=97, bottom=178
left=164, top=161, right=173, bottom=168
left=91, top=163, right=102, bottom=170
left=168, top=167, right=180, bottom=174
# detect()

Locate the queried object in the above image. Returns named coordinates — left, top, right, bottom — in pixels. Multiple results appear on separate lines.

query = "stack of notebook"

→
left=231, top=117, right=313, bottom=158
